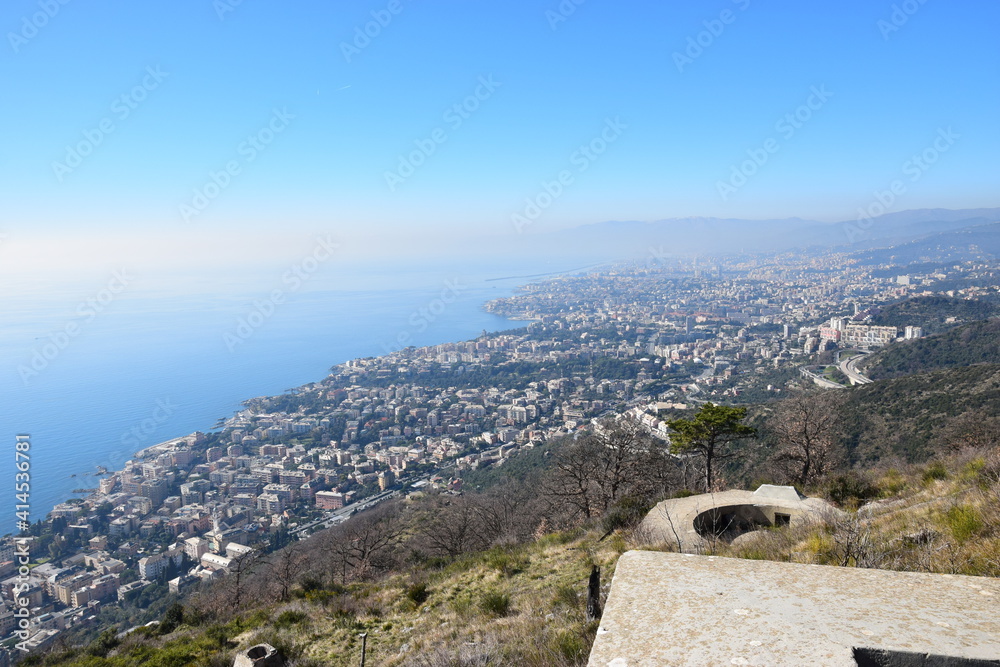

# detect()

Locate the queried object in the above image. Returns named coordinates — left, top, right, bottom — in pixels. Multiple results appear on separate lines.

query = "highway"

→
left=837, top=350, right=873, bottom=385
left=290, top=487, right=399, bottom=538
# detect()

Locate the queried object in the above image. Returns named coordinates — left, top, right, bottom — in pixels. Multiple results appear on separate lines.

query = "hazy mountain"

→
left=528, top=207, right=1000, bottom=262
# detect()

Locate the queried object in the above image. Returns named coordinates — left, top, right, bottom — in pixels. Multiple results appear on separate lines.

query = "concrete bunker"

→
left=694, top=503, right=801, bottom=542
left=639, top=484, right=841, bottom=552
left=233, top=643, right=284, bottom=667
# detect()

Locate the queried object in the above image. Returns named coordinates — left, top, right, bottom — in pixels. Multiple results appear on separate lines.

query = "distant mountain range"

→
left=530, top=207, right=1000, bottom=263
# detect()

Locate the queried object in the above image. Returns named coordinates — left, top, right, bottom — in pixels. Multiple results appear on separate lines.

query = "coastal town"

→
left=3, top=249, right=998, bottom=658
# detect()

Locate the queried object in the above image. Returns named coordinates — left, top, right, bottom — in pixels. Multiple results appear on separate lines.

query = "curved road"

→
left=838, top=351, right=873, bottom=385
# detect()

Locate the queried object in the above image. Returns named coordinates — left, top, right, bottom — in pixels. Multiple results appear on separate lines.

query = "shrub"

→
left=551, top=629, right=587, bottom=662
left=485, top=548, right=528, bottom=577
left=204, top=624, right=231, bottom=649
left=405, top=582, right=430, bottom=606
left=479, top=589, right=511, bottom=617
left=943, top=505, right=982, bottom=543
left=602, top=496, right=652, bottom=534
left=159, top=603, right=184, bottom=635
left=273, top=610, right=308, bottom=629
left=922, top=461, right=948, bottom=484
left=878, top=468, right=907, bottom=497
left=826, top=472, right=880, bottom=507
left=551, top=583, right=580, bottom=610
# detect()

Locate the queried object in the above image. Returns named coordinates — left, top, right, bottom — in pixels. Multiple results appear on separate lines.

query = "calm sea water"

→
left=1, top=258, right=574, bottom=533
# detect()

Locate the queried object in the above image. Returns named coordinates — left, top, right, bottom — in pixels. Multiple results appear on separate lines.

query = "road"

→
left=837, top=350, right=873, bottom=385
left=290, top=487, right=399, bottom=537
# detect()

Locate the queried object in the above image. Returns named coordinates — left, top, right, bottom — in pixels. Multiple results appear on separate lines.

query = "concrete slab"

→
left=588, top=551, right=1000, bottom=667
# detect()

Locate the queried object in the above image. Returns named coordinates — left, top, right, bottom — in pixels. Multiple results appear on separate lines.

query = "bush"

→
left=922, top=461, right=948, bottom=484
left=204, top=624, right=231, bottom=649
left=485, top=548, right=528, bottom=577
left=826, top=472, right=881, bottom=507
left=943, top=505, right=982, bottom=543
left=551, top=583, right=579, bottom=610
left=273, top=610, right=308, bottom=629
left=405, top=582, right=430, bottom=606
left=159, top=603, right=184, bottom=635
left=878, top=468, right=908, bottom=497
left=479, top=589, right=511, bottom=617
left=602, top=496, right=652, bottom=534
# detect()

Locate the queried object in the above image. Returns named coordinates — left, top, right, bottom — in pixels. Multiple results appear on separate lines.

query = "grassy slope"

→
left=25, top=451, right=1000, bottom=666
left=24, top=529, right=623, bottom=667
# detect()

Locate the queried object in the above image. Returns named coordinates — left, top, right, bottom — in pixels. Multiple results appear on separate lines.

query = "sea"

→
left=1, top=257, right=592, bottom=534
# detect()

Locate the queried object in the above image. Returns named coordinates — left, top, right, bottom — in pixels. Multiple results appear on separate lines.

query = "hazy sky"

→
left=1, top=0, right=998, bottom=277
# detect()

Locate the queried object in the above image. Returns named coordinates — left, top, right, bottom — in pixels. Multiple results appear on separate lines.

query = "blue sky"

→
left=1, top=0, right=998, bottom=277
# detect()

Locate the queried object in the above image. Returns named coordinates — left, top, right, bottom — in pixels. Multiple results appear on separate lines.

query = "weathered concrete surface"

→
left=587, top=551, right=1000, bottom=667
left=639, top=485, right=839, bottom=552
left=233, top=644, right=284, bottom=667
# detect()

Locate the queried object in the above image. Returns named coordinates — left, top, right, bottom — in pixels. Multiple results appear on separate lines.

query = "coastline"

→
left=48, top=278, right=538, bottom=523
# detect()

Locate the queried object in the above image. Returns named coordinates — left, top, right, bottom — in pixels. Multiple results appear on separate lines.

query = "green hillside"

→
left=839, top=363, right=1000, bottom=463
left=868, top=296, right=1000, bottom=335
left=864, top=318, right=1000, bottom=380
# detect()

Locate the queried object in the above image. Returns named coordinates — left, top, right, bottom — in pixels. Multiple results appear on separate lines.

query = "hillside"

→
left=867, top=296, right=1000, bottom=335
left=22, top=444, right=1000, bottom=667
left=850, top=220, right=1000, bottom=265
left=21, top=519, right=621, bottom=667
left=863, top=318, right=1000, bottom=380
left=839, top=363, right=1000, bottom=463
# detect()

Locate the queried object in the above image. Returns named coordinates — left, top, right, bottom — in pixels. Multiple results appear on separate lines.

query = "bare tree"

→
left=225, top=546, right=262, bottom=610
left=267, top=543, right=307, bottom=602
left=326, top=502, right=407, bottom=584
left=417, top=494, right=486, bottom=557
left=769, top=391, right=845, bottom=487
left=475, top=481, right=539, bottom=545
left=542, top=417, right=671, bottom=522
left=828, top=513, right=892, bottom=569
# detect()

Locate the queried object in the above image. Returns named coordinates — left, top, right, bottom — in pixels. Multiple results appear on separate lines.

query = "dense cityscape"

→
left=3, top=246, right=998, bottom=658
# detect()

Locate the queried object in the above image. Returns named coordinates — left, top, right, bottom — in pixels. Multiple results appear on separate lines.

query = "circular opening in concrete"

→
left=693, top=504, right=772, bottom=542
left=247, top=646, right=269, bottom=659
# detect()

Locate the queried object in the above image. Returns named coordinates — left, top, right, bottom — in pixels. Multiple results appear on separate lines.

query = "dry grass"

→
left=645, top=451, right=1000, bottom=579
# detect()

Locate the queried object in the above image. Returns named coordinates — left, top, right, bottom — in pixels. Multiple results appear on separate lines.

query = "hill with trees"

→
left=867, top=296, right=1000, bottom=335
left=863, top=317, right=1000, bottom=380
